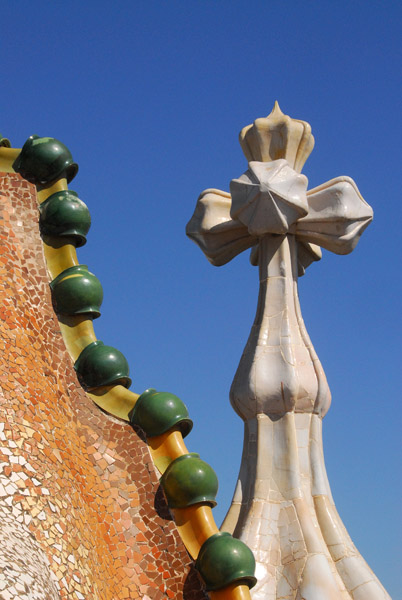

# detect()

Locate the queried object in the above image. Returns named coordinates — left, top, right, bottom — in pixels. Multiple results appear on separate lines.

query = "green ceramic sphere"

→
left=130, top=390, right=193, bottom=438
left=50, top=265, right=103, bottom=319
left=0, top=135, right=10, bottom=148
left=160, top=453, right=218, bottom=509
left=13, top=135, right=78, bottom=186
left=195, top=532, right=257, bottom=591
left=74, top=341, right=131, bottom=390
left=39, top=190, right=91, bottom=247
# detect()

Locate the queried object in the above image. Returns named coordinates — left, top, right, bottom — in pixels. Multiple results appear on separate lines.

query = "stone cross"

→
left=187, top=104, right=390, bottom=600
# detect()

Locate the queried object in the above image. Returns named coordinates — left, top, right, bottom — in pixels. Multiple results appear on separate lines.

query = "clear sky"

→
left=2, top=1, right=401, bottom=596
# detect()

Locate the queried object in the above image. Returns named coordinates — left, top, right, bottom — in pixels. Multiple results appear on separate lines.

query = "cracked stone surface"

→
left=187, top=104, right=390, bottom=599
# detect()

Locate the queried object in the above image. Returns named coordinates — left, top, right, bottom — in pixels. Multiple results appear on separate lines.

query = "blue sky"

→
left=2, top=1, right=401, bottom=596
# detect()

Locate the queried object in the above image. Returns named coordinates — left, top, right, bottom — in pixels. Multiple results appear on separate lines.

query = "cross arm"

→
left=187, top=163, right=373, bottom=272
left=297, top=176, right=373, bottom=254
left=186, top=188, right=258, bottom=266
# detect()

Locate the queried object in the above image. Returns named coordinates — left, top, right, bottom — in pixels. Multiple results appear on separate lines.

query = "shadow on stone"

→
left=154, top=484, right=174, bottom=521
left=183, top=564, right=209, bottom=600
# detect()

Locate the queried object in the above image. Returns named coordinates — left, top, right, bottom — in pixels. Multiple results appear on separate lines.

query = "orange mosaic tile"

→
left=0, top=173, right=208, bottom=600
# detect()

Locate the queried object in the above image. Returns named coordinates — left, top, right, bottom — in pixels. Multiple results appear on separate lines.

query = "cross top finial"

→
left=239, top=102, right=315, bottom=172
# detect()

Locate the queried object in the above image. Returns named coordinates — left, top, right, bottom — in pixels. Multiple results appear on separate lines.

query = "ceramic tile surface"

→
left=0, top=173, right=207, bottom=600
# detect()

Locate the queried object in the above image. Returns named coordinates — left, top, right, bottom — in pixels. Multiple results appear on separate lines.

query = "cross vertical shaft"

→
left=230, top=233, right=330, bottom=420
